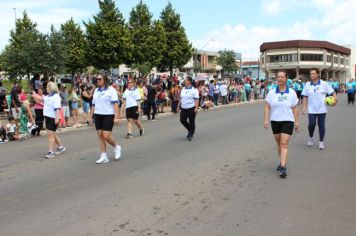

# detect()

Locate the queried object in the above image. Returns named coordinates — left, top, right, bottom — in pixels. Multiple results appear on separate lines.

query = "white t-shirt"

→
left=43, top=93, right=61, bottom=118
left=7, top=123, right=16, bottom=133
left=92, top=86, right=118, bottom=115
left=219, top=84, right=228, bottom=96
left=180, top=87, right=199, bottom=109
left=302, top=80, right=334, bottom=114
left=266, top=87, right=299, bottom=122
left=123, top=88, right=141, bottom=109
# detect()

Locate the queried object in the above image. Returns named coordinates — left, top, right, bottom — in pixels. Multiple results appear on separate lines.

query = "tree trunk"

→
left=71, top=71, right=75, bottom=86
left=169, top=65, right=173, bottom=79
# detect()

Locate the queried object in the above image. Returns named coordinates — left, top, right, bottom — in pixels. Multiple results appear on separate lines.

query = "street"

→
left=0, top=96, right=356, bottom=236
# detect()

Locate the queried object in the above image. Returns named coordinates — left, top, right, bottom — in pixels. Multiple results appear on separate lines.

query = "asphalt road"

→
left=0, top=96, right=355, bottom=236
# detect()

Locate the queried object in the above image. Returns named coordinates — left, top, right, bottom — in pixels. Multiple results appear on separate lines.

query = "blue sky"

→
left=0, top=0, right=355, bottom=59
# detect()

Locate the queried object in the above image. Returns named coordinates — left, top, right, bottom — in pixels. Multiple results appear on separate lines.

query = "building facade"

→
left=241, top=61, right=265, bottom=80
left=260, top=40, right=353, bottom=83
left=182, top=50, right=222, bottom=78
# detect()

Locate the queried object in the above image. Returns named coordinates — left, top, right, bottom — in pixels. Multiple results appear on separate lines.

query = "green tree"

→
left=47, top=25, right=66, bottom=76
left=217, top=49, right=238, bottom=75
left=158, top=2, right=193, bottom=77
left=61, top=18, right=87, bottom=78
left=85, top=0, right=128, bottom=70
left=1, top=12, right=45, bottom=80
left=127, top=0, right=163, bottom=76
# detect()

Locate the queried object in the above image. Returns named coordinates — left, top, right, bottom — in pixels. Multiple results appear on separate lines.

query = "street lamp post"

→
left=13, top=8, right=17, bottom=22
left=194, top=39, right=215, bottom=77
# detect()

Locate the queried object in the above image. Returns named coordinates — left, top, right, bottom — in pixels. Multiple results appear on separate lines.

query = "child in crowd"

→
left=6, top=116, right=21, bottom=141
left=0, top=121, right=8, bottom=143
left=202, top=100, right=214, bottom=110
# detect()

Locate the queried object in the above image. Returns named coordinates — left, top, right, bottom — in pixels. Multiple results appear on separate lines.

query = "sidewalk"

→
left=1, top=99, right=264, bottom=138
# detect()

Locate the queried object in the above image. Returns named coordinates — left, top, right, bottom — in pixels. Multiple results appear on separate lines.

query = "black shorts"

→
left=94, top=114, right=115, bottom=131
left=271, top=121, right=294, bottom=135
left=126, top=106, right=139, bottom=120
left=45, top=116, right=59, bottom=132
left=296, top=91, right=302, bottom=99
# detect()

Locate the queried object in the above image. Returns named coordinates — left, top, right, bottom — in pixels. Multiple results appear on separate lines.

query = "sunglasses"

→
left=97, top=78, right=103, bottom=81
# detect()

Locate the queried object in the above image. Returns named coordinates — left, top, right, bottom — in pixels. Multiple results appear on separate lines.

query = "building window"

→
left=334, top=57, right=339, bottom=63
left=346, top=59, right=350, bottom=65
left=340, top=58, right=345, bottom=65
left=327, top=55, right=332, bottom=62
left=268, top=54, right=297, bottom=63
left=300, top=54, right=323, bottom=61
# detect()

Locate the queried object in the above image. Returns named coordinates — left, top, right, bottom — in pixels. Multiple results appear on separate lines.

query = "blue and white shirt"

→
left=92, top=86, right=118, bottom=115
left=180, top=86, right=199, bottom=109
left=266, top=87, right=299, bottom=122
left=43, top=93, right=61, bottom=118
left=123, top=88, right=141, bottom=109
left=302, top=79, right=334, bottom=114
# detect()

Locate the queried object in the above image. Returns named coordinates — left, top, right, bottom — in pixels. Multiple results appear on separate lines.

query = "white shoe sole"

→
left=96, top=159, right=109, bottom=164
left=55, top=148, right=66, bottom=155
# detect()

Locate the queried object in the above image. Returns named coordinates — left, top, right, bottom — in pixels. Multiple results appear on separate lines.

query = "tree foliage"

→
left=61, top=18, right=87, bottom=76
left=47, top=25, right=66, bottom=76
left=217, top=49, right=238, bottom=75
left=1, top=12, right=47, bottom=79
left=158, top=2, right=193, bottom=77
left=127, top=0, right=164, bottom=75
left=85, top=0, right=128, bottom=70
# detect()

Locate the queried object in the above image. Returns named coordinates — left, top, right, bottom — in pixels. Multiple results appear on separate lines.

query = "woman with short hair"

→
left=264, top=70, right=299, bottom=178
left=33, top=82, right=66, bottom=159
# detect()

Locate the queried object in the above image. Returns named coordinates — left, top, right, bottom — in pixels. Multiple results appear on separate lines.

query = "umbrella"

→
left=194, top=76, right=208, bottom=82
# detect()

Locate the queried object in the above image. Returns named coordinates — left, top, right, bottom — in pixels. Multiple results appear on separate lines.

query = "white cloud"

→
left=0, top=0, right=91, bottom=50
left=195, top=0, right=356, bottom=60
left=193, top=23, right=314, bottom=60
left=261, top=0, right=309, bottom=16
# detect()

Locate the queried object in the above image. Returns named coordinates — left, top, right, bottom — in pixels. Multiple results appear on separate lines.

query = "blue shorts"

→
left=71, top=101, right=78, bottom=109
left=83, top=102, right=90, bottom=113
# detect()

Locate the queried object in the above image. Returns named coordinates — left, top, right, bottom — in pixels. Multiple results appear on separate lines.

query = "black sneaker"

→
left=279, top=166, right=287, bottom=178
left=276, top=164, right=282, bottom=171
left=139, top=128, right=144, bottom=136
left=187, top=134, right=193, bottom=141
left=125, top=133, right=133, bottom=139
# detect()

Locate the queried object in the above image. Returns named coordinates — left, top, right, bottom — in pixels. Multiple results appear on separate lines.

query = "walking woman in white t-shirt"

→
left=302, top=68, right=337, bottom=150
left=264, top=70, right=299, bottom=178
left=90, top=73, right=121, bottom=164
left=178, top=77, right=199, bottom=141
left=121, top=79, right=144, bottom=139
left=33, top=82, right=66, bottom=159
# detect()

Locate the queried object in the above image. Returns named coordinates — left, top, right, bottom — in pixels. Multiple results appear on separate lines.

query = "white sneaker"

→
left=307, top=137, right=314, bottom=147
left=319, top=142, right=325, bottom=150
left=114, top=145, right=122, bottom=160
left=96, top=153, right=109, bottom=164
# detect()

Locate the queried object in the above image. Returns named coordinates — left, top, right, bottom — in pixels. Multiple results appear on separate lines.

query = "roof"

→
left=260, top=40, right=351, bottom=55
left=242, top=61, right=259, bottom=66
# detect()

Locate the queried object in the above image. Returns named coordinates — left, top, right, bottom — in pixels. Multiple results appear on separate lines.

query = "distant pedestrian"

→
left=346, top=78, right=356, bottom=105
left=145, top=83, right=158, bottom=121
left=179, top=77, right=199, bottom=141
left=122, top=79, right=144, bottom=139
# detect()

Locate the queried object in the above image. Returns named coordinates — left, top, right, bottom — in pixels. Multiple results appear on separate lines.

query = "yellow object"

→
left=325, top=96, right=335, bottom=106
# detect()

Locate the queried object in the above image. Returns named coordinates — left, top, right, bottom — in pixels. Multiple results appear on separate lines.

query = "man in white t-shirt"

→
left=302, top=68, right=337, bottom=150
left=219, top=81, right=228, bottom=105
